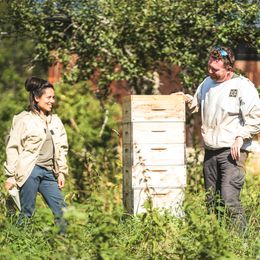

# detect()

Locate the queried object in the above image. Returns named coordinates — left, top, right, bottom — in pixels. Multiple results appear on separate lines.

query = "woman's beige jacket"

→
left=4, top=111, right=68, bottom=187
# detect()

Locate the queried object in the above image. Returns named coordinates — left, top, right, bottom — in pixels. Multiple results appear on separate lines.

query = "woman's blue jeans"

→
left=19, top=165, right=66, bottom=225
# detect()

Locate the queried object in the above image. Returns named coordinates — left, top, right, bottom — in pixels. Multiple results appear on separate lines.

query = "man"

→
left=185, top=46, right=260, bottom=231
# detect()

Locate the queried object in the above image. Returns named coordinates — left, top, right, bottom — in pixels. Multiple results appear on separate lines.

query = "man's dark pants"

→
left=203, top=148, right=248, bottom=231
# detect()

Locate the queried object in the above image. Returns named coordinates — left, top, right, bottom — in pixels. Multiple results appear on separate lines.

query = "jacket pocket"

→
left=219, top=96, right=240, bottom=115
left=24, top=135, right=43, bottom=153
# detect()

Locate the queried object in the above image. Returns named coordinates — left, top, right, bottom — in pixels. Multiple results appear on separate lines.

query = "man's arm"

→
left=231, top=79, right=260, bottom=160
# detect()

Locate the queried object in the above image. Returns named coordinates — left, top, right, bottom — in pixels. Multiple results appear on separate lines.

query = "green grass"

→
left=0, top=172, right=259, bottom=260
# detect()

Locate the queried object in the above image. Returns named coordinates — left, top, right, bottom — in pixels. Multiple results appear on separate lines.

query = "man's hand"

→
left=231, top=136, right=243, bottom=161
left=172, top=92, right=193, bottom=104
left=57, top=174, right=65, bottom=189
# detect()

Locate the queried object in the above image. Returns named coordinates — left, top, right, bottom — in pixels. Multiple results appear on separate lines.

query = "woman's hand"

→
left=57, top=174, right=65, bottom=189
left=4, top=178, right=16, bottom=191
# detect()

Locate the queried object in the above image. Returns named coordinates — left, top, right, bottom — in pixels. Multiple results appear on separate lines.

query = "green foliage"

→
left=176, top=195, right=232, bottom=260
left=186, top=147, right=204, bottom=194
left=54, top=81, right=122, bottom=200
left=1, top=173, right=259, bottom=259
left=0, top=2, right=259, bottom=259
left=122, top=210, right=180, bottom=259
left=6, top=0, right=260, bottom=96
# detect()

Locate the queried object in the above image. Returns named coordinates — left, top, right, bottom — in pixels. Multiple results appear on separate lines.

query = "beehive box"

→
left=122, top=95, right=186, bottom=215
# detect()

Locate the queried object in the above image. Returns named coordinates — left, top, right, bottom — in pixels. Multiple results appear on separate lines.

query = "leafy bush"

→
left=53, top=81, right=122, bottom=201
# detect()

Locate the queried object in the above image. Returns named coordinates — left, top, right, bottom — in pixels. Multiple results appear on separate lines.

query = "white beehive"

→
left=122, top=95, right=186, bottom=215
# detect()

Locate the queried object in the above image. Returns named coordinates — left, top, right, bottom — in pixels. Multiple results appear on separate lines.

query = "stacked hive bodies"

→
left=122, top=95, right=186, bottom=215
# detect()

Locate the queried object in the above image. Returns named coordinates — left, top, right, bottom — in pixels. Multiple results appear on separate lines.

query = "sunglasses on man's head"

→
left=211, top=46, right=232, bottom=66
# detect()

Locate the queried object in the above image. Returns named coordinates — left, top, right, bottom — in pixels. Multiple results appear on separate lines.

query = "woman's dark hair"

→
left=25, top=76, right=54, bottom=112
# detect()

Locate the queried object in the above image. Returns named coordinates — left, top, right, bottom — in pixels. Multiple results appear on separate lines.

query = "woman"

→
left=4, top=76, right=68, bottom=228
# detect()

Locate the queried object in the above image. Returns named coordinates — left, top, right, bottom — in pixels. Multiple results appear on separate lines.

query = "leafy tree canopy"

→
left=6, top=0, right=260, bottom=96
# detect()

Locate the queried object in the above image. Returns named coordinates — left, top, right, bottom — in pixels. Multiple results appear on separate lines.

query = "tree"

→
left=6, top=0, right=260, bottom=96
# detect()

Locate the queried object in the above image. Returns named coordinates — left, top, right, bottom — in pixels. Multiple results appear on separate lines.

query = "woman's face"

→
left=35, top=87, right=55, bottom=115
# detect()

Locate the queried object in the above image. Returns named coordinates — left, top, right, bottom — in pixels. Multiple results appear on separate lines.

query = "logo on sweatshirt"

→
left=229, top=89, right=238, bottom=97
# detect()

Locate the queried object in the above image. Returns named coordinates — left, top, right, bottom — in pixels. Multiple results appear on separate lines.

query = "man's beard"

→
left=209, top=73, right=219, bottom=81
left=209, top=73, right=221, bottom=81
